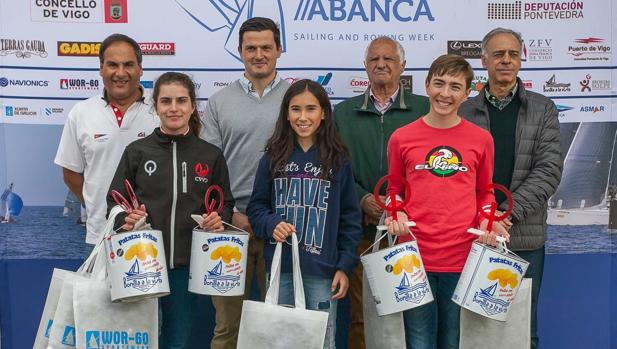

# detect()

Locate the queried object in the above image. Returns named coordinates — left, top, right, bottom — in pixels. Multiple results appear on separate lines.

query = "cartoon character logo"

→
left=205, top=244, right=243, bottom=293
left=123, top=241, right=162, bottom=292
left=415, top=146, right=468, bottom=177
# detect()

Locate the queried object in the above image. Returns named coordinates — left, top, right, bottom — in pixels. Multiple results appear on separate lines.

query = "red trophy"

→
left=467, top=183, right=513, bottom=243
left=372, top=175, right=416, bottom=231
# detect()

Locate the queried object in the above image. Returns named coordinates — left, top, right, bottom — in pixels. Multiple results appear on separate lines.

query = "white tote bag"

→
left=363, top=229, right=407, bottom=349
left=35, top=206, right=124, bottom=349
left=460, top=278, right=532, bottom=349
left=72, top=273, right=158, bottom=349
left=237, top=233, right=329, bottom=349
left=72, top=206, right=158, bottom=349
left=33, top=268, right=78, bottom=349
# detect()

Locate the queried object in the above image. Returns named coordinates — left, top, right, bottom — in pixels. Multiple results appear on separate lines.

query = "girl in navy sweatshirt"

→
left=247, top=79, right=362, bottom=349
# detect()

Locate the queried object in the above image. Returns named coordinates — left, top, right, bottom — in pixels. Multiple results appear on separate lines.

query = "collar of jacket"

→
left=476, top=77, right=528, bottom=108
left=357, top=82, right=408, bottom=113
left=153, top=127, right=194, bottom=145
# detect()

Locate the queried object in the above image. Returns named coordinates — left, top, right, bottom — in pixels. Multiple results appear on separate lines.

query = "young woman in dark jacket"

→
left=107, top=72, right=234, bottom=348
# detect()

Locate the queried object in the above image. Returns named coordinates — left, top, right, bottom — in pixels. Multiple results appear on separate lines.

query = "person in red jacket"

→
left=385, top=55, right=509, bottom=349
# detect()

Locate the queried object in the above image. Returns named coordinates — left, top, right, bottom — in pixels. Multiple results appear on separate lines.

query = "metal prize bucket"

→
left=452, top=240, right=529, bottom=321
left=106, top=229, right=170, bottom=302
left=361, top=224, right=433, bottom=316
left=188, top=228, right=249, bottom=296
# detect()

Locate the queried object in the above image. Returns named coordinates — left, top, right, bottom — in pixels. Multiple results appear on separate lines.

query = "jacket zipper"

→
left=379, top=114, right=384, bottom=174
left=182, top=162, right=187, bottom=193
left=170, top=141, right=178, bottom=269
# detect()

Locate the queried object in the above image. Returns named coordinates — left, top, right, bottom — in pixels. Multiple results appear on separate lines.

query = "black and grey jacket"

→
left=107, top=128, right=234, bottom=268
left=459, top=78, right=563, bottom=251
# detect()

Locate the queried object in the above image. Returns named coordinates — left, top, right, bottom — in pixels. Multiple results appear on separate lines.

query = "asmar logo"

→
left=415, top=146, right=468, bottom=177
left=294, top=0, right=435, bottom=22
left=580, top=105, right=605, bottom=113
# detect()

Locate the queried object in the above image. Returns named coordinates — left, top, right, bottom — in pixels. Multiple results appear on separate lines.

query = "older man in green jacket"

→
left=334, top=36, right=429, bottom=349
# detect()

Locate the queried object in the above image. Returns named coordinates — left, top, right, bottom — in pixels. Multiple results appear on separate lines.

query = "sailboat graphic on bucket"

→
left=472, top=282, right=510, bottom=316
left=394, top=273, right=429, bottom=304
left=204, top=260, right=241, bottom=294
left=123, top=259, right=162, bottom=292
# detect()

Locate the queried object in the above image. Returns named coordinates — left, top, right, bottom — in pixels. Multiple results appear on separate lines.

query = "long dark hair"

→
left=266, top=79, right=348, bottom=180
left=152, top=72, right=202, bottom=136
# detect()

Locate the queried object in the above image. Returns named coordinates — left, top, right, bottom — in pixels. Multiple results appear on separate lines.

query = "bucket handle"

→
left=467, top=228, right=510, bottom=254
left=360, top=221, right=416, bottom=257
left=190, top=214, right=250, bottom=234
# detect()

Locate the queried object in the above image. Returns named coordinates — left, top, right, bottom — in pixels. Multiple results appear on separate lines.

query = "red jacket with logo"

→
left=387, top=118, right=495, bottom=272
left=107, top=128, right=234, bottom=269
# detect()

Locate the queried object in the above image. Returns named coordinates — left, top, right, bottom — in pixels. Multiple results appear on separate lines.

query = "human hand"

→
left=384, top=211, right=411, bottom=236
left=361, top=195, right=385, bottom=220
left=331, top=270, right=349, bottom=300
left=273, top=222, right=295, bottom=242
left=201, top=211, right=223, bottom=232
left=496, top=210, right=513, bottom=231
left=122, top=204, right=147, bottom=231
left=232, top=212, right=253, bottom=235
left=477, top=218, right=510, bottom=247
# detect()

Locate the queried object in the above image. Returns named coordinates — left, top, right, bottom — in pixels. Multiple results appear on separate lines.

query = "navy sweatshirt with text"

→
left=247, top=144, right=362, bottom=278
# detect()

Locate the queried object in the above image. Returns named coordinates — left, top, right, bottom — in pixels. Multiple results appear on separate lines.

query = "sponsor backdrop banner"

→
left=0, top=0, right=615, bottom=251
left=0, top=2, right=616, bottom=349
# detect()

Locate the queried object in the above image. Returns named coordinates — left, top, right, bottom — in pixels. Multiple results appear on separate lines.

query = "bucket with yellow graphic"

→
left=361, top=229, right=433, bottom=316
left=452, top=241, right=529, bottom=321
left=188, top=229, right=249, bottom=296
left=105, top=229, right=170, bottom=302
